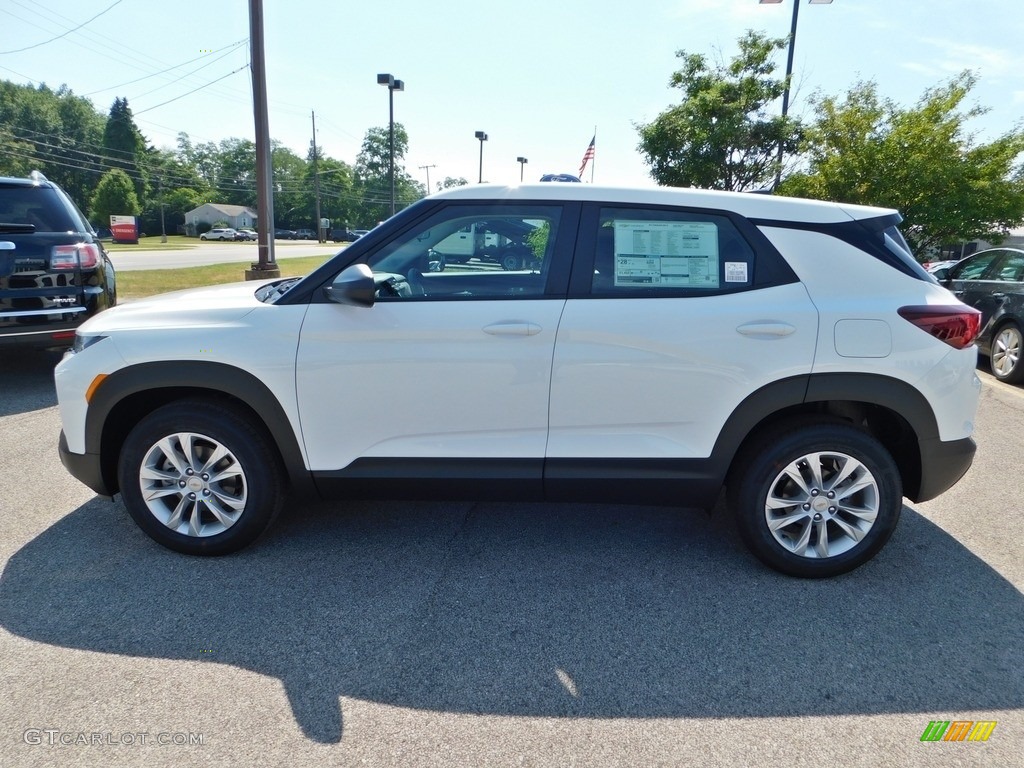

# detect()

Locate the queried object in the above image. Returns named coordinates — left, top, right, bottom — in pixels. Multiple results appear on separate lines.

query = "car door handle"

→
left=736, top=322, right=796, bottom=338
left=483, top=322, right=542, bottom=336
left=992, top=292, right=1006, bottom=301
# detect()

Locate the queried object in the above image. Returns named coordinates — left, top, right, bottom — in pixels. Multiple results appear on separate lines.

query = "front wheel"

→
left=117, top=399, right=285, bottom=555
left=990, top=323, right=1024, bottom=383
left=728, top=421, right=902, bottom=578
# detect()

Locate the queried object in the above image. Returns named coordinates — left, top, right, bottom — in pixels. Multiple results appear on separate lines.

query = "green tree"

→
left=0, top=80, right=106, bottom=203
left=354, top=124, right=424, bottom=224
left=313, top=158, right=356, bottom=231
left=102, top=97, right=149, bottom=204
left=89, top=168, right=141, bottom=224
left=637, top=31, right=799, bottom=191
left=781, top=73, right=1024, bottom=257
left=438, top=176, right=469, bottom=191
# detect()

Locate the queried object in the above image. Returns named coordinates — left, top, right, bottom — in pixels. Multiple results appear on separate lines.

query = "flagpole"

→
left=591, top=125, right=596, bottom=183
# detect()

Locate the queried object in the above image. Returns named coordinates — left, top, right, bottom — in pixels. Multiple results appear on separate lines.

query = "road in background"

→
left=108, top=241, right=343, bottom=271
left=1, top=358, right=1021, bottom=768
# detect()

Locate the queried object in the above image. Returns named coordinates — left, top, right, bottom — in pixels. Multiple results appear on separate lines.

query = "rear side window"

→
left=952, top=250, right=1003, bottom=281
left=995, top=251, right=1024, bottom=282
left=0, top=185, right=79, bottom=233
left=592, top=207, right=754, bottom=294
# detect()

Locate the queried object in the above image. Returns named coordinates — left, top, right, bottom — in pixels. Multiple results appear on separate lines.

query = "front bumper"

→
left=913, top=435, right=976, bottom=503
left=58, top=430, right=113, bottom=498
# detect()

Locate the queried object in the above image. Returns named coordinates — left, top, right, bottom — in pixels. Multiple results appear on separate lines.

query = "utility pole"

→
left=312, top=110, right=323, bottom=242
left=419, top=164, right=436, bottom=194
left=159, top=175, right=167, bottom=243
left=246, top=0, right=277, bottom=278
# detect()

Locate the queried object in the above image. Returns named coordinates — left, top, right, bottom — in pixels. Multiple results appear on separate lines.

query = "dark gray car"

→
left=943, top=247, right=1024, bottom=383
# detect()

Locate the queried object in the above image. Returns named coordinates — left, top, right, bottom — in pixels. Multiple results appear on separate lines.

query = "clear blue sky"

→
left=2, top=0, right=1022, bottom=188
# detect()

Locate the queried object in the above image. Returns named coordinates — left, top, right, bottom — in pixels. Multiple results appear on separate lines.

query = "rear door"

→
left=547, top=203, right=818, bottom=494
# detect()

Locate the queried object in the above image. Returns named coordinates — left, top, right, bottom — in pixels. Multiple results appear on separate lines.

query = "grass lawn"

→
left=117, top=254, right=331, bottom=299
left=104, top=235, right=198, bottom=252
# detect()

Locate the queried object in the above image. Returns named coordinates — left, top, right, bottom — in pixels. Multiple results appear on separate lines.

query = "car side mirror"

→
left=324, top=263, right=375, bottom=307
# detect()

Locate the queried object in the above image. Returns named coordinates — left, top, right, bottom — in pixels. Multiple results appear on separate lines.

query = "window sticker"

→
left=724, top=261, right=748, bottom=283
left=613, top=220, right=720, bottom=288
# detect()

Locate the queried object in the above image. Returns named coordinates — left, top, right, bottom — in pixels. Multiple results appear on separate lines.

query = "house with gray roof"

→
left=184, top=203, right=258, bottom=236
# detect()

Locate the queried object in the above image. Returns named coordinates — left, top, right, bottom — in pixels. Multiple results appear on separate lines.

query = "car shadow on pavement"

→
left=1, top=496, right=1021, bottom=744
left=0, top=350, right=60, bottom=417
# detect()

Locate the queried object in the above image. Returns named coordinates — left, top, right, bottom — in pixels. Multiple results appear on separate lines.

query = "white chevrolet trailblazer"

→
left=55, top=184, right=982, bottom=577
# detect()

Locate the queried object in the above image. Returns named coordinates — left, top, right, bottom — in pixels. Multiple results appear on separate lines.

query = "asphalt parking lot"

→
left=1, top=350, right=1022, bottom=768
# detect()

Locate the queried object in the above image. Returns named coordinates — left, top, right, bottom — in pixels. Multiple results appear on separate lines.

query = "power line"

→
left=0, top=0, right=125, bottom=55
left=82, top=39, right=246, bottom=97
left=133, top=66, right=248, bottom=116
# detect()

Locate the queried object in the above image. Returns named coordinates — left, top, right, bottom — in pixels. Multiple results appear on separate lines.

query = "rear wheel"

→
left=729, top=421, right=902, bottom=577
left=117, top=399, right=284, bottom=555
left=990, top=323, right=1024, bottom=383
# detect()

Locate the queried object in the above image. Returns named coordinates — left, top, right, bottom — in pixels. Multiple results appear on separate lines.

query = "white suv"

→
left=55, top=184, right=982, bottom=577
left=199, top=227, right=238, bottom=241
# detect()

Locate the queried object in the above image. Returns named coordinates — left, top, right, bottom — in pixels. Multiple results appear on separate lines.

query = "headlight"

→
left=72, top=333, right=107, bottom=353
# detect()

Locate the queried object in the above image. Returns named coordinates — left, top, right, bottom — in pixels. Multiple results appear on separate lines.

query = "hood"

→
left=79, top=280, right=273, bottom=334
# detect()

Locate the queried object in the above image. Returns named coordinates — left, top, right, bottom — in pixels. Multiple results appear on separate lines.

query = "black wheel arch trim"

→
left=711, top=372, right=945, bottom=501
left=85, top=360, right=314, bottom=497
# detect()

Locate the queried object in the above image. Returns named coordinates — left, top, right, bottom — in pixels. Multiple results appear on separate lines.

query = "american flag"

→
left=578, top=135, right=595, bottom=179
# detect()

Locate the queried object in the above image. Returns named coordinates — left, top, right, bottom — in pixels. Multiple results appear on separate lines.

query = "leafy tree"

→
left=438, top=176, right=469, bottom=191
left=637, top=31, right=799, bottom=191
left=103, top=97, right=149, bottom=204
left=313, top=158, right=356, bottom=230
left=89, top=168, right=141, bottom=225
left=781, top=73, right=1024, bottom=257
left=0, top=81, right=106, bottom=203
left=354, top=124, right=423, bottom=224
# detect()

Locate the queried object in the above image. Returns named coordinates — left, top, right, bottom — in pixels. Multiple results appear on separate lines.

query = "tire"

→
left=728, top=420, right=902, bottom=578
left=500, top=252, right=522, bottom=271
left=990, top=322, right=1024, bottom=384
left=117, top=399, right=285, bottom=556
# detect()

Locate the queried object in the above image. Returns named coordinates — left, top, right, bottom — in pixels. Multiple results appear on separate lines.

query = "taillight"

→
left=898, top=305, right=982, bottom=349
left=51, top=243, right=99, bottom=269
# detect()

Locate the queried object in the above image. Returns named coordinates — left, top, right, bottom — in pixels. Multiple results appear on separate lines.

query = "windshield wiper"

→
left=0, top=222, right=35, bottom=234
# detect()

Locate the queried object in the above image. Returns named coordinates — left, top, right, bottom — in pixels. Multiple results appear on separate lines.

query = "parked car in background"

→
left=200, top=228, right=238, bottom=241
left=55, top=183, right=981, bottom=577
left=1, top=171, right=116, bottom=350
left=352, top=229, right=370, bottom=238
left=294, top=228, right=316, bottom=240
left=235, top=228, right=257, bottom=241
left=274, top=229, right=296, bottom=240
left=939, top=247, right=1024, bottom=383
left=330, top=229, right=360, bottom=243
left=925, top=259, right=959, bottom=279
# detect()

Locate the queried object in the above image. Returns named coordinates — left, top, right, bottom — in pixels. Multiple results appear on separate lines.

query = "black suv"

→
left=0, top=172, right=116, bottom=350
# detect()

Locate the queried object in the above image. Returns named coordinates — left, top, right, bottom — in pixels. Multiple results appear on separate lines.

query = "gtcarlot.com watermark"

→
left=23, top=729, right=204, bottom=747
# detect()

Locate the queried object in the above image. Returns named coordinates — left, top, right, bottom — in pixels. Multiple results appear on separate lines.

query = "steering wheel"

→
left=406, top=268, right=425, bottom=296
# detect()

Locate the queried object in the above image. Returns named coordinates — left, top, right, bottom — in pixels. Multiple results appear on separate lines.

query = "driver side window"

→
left=361, top=204, right=562, bottom=301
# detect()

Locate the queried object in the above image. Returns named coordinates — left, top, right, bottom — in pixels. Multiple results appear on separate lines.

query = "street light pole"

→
left=377, top=73, right=404, bottom=216
left=516, top=156, right=528, bottom=182
left=475, top=131, right=488, bottom=183
left=760, top=0, right=833, bottom=189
